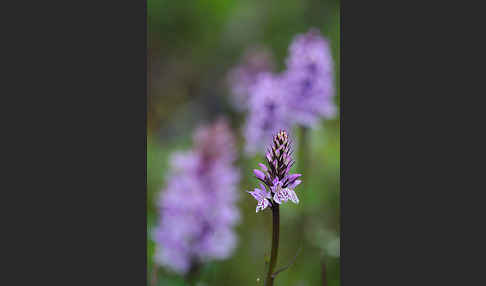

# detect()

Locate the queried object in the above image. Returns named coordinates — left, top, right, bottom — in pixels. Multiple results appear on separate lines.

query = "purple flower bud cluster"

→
left=283, top=28, right=336, bottom=127
left=248, top=130, right=302, bottom=212
left=227, top=46, right=275, bottom=111
left=228, top=28, right=335, bottom=154
left=153, top=119, right=240, bottom=274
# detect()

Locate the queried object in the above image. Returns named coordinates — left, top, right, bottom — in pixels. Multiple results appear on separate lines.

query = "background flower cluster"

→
left=229, top=28, right=336, bottom=154
left=153, top=120, right=240, bottom=274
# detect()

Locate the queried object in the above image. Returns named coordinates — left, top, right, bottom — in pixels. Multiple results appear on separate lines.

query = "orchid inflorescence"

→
left=229, top=28, right=335, bottom=154
left=248, top=130, right=302, bottom=212
left=153, top=119, right=240, bottom=274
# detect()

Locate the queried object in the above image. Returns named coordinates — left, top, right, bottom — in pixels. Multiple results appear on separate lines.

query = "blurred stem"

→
left=186, top=262, right=200, bottom=286
left=150, top=264, right=157, bottom=286
left=321, top=258, right=327, bottom=286
left=265, top=204, right=280, bottom=286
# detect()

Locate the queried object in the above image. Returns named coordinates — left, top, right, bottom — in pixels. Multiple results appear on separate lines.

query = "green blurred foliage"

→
left=148, top=0, right=340, bottom=285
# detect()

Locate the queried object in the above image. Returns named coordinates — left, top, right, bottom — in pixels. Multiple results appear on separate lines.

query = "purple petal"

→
left=253, top=169, right=266, bottom=181
left=264, top=188, right=272, bottom=199
left=284, top=157, right=292, bottom=166
left=256, top=199, right=270, bottom=212
left=286, top=174, right=302, bottom=183
left=272, top=177, right=279, bottom=186
left=258, top=163, right=268, bottom=172
left=262, top=199, right=270, bottom=209
left=248, top=188, right=267, bottom=201
left=288, top=189, right=299, bottom=204
left=247, top=190, right=261, bottom=201
left=289, top=179, right=302, bottom=189
left=259, top=183, right=271, bottom=198
left=266, top=153, right=272, bottom=162
left=273, top=188, right=290, bottom=204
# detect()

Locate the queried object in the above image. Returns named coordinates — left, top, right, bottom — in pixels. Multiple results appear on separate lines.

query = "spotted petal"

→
left=273, top=188, right=290, bottom=204
left=288, top=189, right=299, bottom=204
left=248, top=188, right=264, bottom=201
left=256, top=198, right=270, bottom=212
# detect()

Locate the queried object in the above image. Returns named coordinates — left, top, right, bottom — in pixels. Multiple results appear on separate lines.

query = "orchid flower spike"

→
left=247, top=130, right=302, bottom=212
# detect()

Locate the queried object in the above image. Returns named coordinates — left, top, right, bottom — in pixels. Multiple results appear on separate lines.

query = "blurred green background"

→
left=148, top=0, right=340, bottom=285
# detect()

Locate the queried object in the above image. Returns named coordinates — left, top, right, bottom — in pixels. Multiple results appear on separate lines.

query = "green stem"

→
left=150, top=264, right=157, bottom=286
left=186, top=262, right=200, bottom=286
left=321, top=257, right=328, bottom=286
left=265, top=204, right=280, bottom=286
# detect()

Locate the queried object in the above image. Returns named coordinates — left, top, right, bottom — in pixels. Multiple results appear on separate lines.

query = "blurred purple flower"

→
left=283, top=28, right=336, bottom=127
left=227, top=46, right=275, bottom=111
left=248, top=130, right=302, bottom=211
left=153, top=119, right=240, bottom=274
left=243, top=73, right=290, bottom=154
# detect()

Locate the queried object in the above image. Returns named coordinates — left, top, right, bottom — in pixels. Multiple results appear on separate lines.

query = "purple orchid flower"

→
left=248, top=183, right=272, bottom=212
left=248, top=130, right=302, bottom=211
